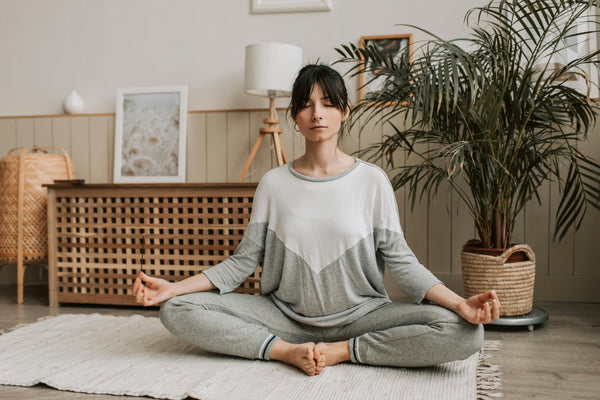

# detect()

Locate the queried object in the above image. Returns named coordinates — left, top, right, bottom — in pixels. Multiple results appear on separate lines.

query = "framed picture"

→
left=359, top=34, right=412, bottom=102
left=114, top=86, right=188, bottom=183
left=560, top=9, right=599, bottom=99
left=530, top=8, right=599, bottom=100
left=250, top=0, right=332, bottom=14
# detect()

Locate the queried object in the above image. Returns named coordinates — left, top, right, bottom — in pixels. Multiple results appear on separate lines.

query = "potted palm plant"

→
left=336, top=0, right=600, bottom=316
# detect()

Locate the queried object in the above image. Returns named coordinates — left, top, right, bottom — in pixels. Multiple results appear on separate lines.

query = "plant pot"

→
left=461, top=240, right=536, bottom=317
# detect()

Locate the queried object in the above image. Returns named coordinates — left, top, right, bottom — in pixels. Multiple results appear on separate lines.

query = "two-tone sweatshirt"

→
left=203, top=159, right=441, bottom=327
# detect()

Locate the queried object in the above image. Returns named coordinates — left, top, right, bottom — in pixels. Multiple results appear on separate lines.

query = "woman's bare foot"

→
left=316, top=341, right=351, bottom=367
left=314, top=345, right=326, bottom=375
left=270, top=340, right=322, bottom=376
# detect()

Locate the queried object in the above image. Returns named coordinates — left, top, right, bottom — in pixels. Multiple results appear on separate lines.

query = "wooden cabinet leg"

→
left=17, top=259, right=24, bottom=304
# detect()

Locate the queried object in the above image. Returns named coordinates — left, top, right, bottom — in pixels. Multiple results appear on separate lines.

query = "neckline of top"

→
left=288, top=158, right=361, bottom=182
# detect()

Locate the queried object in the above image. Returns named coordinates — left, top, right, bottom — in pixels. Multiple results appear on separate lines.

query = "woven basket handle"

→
left=7, top=145, right=69, bottom=157
left=5, top=146, right=47, bottom=156
left=8, top=146, right=74, bottom=179
left=500, top=243, right=536, bottom=263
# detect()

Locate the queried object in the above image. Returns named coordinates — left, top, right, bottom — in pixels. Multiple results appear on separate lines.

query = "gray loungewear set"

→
left=160, top=159, right=483, bottom=367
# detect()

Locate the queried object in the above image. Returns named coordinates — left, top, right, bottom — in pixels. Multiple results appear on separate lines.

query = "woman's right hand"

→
left=133, top=271, right=177, bottom=306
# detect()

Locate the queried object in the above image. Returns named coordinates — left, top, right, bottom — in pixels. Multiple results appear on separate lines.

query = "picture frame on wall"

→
left=114, top=86, right=188, bottom=183
left=250, top=0, right=332, bottom=14
left=359, top=34, right=412, bottom=102
left=559, top=9, right=599, bottom=99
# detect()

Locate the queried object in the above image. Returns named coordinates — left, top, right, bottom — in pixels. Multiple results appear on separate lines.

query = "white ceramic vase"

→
left=63, top=91, right=85, bottom=114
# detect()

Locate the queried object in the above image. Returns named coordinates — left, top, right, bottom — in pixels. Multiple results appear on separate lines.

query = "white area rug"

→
left=0, top=314, right=502, bottom=400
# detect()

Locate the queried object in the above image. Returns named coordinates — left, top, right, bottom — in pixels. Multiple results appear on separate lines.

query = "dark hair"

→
left=289, top=64, right=350, bottom=121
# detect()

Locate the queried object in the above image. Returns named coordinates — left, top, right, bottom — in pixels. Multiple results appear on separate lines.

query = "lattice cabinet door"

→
left=46, top=183, right=260, bottom=306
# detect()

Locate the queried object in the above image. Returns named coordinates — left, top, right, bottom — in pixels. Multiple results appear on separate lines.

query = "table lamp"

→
left=237, top=42, right=302, bottom=182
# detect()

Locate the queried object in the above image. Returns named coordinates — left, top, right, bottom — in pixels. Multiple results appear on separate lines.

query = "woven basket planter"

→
left=0, top=146, right=74, bottom=303
left=461, top=240, right=536, bottom=317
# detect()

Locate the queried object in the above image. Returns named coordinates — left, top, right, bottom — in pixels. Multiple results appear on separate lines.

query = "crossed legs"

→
left=159, top=292, right=483, bottom=375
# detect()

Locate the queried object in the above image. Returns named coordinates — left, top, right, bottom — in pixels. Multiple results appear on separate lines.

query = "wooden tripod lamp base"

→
left=240, top=42, right=302, bottom=182
left=237, top=97, right=289, bottom=182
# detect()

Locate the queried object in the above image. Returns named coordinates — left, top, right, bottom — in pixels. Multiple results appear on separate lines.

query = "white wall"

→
left=0, top=0, right=484, bottom=116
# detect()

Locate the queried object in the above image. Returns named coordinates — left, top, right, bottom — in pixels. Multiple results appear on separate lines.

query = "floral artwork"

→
left=114, top=87, right=187, bottom=183
left=121, top=93, right=180, bottom=177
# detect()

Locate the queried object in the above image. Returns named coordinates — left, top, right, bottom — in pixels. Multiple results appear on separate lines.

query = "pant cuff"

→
left=349, top=337, right=362, bottom=364
left=258, top=334, right=278, bottom=360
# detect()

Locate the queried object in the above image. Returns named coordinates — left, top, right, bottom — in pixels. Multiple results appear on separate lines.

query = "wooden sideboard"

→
left=45, top=183, right=260, bottom=307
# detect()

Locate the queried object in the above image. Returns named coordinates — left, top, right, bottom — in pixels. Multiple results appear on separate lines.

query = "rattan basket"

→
left=0, top=146, right=74, bottom=303
left=461, top=241, right=536, bottom=317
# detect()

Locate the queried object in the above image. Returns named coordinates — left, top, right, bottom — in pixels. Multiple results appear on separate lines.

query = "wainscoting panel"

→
left=0, top=111, right=598, bottom=302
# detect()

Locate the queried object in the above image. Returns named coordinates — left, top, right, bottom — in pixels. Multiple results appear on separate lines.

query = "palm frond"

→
left=335, top=0, right=600, bottom=247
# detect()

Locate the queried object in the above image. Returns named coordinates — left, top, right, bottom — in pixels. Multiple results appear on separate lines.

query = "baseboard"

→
left=0, top=264, right=48, bottom=285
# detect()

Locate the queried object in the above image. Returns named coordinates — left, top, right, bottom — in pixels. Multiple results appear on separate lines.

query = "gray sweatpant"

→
left=160, top=292, right=483, bottom=367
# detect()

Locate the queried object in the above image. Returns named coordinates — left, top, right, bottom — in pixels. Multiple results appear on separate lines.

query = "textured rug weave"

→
left=0, top=314, right=501, bottom=400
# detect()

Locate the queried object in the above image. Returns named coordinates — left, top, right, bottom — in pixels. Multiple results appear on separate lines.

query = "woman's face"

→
left=294, top=83, right=349, bottom=145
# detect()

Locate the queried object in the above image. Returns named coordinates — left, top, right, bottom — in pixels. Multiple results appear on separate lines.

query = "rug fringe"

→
left=477, top=340, right=503, bottom=399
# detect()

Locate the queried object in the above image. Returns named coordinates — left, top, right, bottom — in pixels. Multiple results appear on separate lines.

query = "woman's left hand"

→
left=455, top=290, right=501, bottom=324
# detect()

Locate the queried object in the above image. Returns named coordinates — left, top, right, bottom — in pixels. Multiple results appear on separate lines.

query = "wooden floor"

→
left=0, top=284, right=599, bottom=400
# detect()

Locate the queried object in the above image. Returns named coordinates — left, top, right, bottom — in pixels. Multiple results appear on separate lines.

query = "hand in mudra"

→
left=455, top=290, right=501, bottom=324
left=133, top=271, right=176, bottom=307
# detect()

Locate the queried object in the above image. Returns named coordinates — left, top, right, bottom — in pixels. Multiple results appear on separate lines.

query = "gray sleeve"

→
left=375, top=228, right=442, bottom=303
left=369, top=167, right=441, bottom=303
left=203, top=222, right=267, bottom=294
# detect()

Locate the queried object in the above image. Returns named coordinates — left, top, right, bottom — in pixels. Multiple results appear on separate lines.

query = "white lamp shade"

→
left=244, top=42, right=303, bottom=98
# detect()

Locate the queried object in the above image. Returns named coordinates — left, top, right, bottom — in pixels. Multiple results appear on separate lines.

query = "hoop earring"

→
left=294, top=123, right=300, bottom=132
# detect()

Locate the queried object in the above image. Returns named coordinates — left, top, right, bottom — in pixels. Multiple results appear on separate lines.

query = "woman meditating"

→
left=133, top=63, right=500, bottom=376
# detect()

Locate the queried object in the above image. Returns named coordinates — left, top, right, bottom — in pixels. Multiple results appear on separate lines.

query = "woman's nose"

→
left=312, top=106, right=323, bottom=120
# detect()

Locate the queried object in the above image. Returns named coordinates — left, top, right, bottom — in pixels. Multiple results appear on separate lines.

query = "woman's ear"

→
left=342, top=106, right=351, bottom=122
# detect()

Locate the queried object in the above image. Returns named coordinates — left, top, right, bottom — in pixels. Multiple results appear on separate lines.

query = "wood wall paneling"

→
left=574, top=211, right=600, bottom=279
left=70, top=116, right=90, bottom=182
left=574, top=128, right=600, bottom=279
left=89, top=116, right=110, bottom=183
left=449, top=179, right=477, bottom=275
left=51, top=117, right=71, bottom=155
left=33, top=118, right=52, bottom=147
left=227, top=112, right=251, bottom=183
left=0, top=119, right=17, bottom=157
left=525, top=182, right=551, bottom=276
left=186, top=113, right=207, bottom=182
left=106, top=115, right=115, bottom=183
left=16, top=118, right=34, bottom=148
left=428, top=182, right=452, bottom=275
left=0, top=112, right=598, bottom=302
left=548, top=179, right=576, bottom=276
left=206, top=113, right=228, bottom=182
